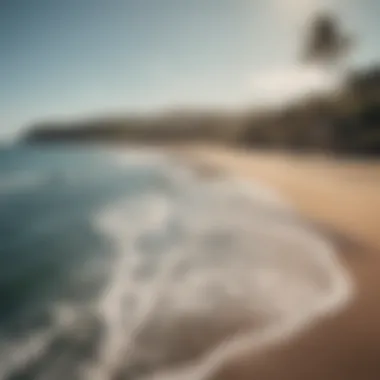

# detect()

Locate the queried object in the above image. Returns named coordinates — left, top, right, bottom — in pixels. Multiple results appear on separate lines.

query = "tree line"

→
left=23, top=13, right=380, bottom=156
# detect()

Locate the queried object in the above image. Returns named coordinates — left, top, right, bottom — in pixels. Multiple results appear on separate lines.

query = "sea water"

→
left=0, top=145, right=352, bottom=380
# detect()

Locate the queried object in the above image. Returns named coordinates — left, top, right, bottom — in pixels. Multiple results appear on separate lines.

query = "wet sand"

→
left=183, top=145, right=380, bottom=380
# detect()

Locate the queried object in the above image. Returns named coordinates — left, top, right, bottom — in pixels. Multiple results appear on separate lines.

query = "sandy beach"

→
left=181, top=145, right=380, bottom=380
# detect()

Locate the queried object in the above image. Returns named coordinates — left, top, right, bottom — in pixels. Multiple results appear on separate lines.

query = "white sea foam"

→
left=88, top=165, right=353, bottom=380
left=110, top=149, right=168, bottom=169
left=0, top=302, right=83, bottom=380
left=0, top=329, right=52, bottom=380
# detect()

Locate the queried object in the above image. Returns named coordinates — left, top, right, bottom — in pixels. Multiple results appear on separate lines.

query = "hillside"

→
left=23, top=66, right=380, bottom=156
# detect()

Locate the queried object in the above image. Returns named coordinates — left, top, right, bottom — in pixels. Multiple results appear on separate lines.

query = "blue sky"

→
left=1, top=0, right=379, bottom=137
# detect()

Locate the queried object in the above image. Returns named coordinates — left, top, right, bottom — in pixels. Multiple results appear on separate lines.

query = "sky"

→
left=1, top=0, right=380, bottom=137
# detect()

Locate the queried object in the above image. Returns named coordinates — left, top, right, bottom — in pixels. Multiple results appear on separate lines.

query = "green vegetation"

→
left=22, top=13, right=380, bottom=156
left=240, top=66, right=380, bottom=155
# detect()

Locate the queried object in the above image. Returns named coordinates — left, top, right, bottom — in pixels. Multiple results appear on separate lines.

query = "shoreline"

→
left=175, top=144, right=380, bottom=380
left=180, top=144, right=380, bottom=250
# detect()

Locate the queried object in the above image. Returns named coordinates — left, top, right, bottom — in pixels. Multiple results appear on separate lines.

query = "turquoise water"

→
left=0, top=146, right=351, bottom=380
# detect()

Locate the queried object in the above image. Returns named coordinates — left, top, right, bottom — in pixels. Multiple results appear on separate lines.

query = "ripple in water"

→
left=86, top=169, right=353, bottom=380
left=0, top=161, right=353, bottom=380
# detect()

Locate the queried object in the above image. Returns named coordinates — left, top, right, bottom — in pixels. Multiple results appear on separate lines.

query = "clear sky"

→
left=1, top=0, right=379, bottom=137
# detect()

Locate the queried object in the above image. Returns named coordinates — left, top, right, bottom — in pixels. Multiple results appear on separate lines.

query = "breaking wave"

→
left=0, top=150, right=353, bottom=380
left=85, top=166, right=353, bottom=380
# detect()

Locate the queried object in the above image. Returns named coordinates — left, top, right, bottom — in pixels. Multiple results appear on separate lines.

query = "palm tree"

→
left=302, top=12, right=353, bottom=69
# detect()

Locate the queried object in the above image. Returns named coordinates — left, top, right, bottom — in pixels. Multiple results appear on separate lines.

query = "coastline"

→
left=175, top=144, right=380, bottom=380
left=180, top=144, right=380, bottom=251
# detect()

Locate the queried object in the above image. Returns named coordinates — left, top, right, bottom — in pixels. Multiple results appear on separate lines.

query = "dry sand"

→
left=181, top=145, right=380, bottom=380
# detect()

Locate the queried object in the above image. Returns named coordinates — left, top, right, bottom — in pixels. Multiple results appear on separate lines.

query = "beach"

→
left=181, top=145, right=380, bottom=380
left=1, top=143, right=379, bottom=380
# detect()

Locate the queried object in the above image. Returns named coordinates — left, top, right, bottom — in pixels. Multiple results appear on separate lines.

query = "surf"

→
left=86, top=163, right=353, bottom=380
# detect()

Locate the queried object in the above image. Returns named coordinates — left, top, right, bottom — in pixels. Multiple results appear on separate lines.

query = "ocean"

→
left=0, top=145, right=352, bottom=380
